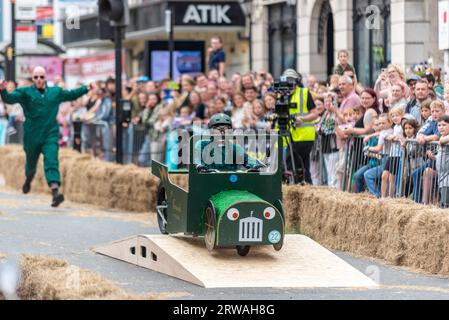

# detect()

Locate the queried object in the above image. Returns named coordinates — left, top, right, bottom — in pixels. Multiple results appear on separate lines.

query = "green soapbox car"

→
left=152, top=134, right=285, bottom=256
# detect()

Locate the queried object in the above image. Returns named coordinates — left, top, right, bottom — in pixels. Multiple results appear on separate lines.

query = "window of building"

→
left=353, top=0, right=391, bottom=87
left=268, top=2, right=297, bottom=78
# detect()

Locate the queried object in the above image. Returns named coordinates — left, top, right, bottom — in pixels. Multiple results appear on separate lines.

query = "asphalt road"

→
left=1, top=185, right=449, bottom=300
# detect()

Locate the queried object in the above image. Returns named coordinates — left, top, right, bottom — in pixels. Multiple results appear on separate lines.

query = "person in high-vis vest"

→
left=281, top=69, right=319, bottom=184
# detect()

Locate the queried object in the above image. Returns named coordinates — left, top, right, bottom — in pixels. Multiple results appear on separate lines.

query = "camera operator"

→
left=280, top=69, right=319, bottom=184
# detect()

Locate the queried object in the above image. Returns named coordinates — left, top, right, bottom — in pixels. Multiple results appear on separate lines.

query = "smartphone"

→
left=332, top=94, right=338, bottom=107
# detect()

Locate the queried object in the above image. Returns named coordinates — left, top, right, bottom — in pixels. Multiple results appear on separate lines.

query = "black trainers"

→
left=22, top=176, right=34, bottom=194
left=51, top=193, right=65, bottom=207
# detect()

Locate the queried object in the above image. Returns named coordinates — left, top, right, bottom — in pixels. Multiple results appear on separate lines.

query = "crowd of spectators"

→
left=1, top=42, right=449, bottom=206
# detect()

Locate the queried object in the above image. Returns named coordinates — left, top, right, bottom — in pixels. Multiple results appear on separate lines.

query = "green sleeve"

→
left=234, top=143, right=257, bottom=167
left=58, top=86, right=88, bottom=102
left=0, top=88, right=25, bottom=105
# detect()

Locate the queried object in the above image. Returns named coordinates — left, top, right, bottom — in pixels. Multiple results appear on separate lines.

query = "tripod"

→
left=269, top=83, right=307, bottom=185
left=277, top=124, right=306, bottom=185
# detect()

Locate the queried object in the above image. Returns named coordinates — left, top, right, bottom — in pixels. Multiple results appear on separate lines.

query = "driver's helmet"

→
left=208, top=113, right=232, bottom=129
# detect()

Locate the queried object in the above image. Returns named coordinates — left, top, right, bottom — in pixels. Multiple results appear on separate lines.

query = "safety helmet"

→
left=208, top=113, right=232, bottom=129
left=282, top=69, right=302, bottom=81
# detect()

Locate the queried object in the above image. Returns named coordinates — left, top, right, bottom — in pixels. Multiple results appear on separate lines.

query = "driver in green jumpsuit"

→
left=0, top=66, right=89, bottom=207
left=195, top=113, right=259, bottom=172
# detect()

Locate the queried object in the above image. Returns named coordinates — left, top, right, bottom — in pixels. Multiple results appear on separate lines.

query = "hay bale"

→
left=286, top=185, right=449, bottom=276
left=0, top=145, right=188, bottom=212
left=16, top=255, right=139, bottom=300
left=0, top=146, right=161, bottom=212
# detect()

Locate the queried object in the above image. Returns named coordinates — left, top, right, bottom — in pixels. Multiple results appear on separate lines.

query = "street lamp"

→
left=239, top=0, right=253, bottom=71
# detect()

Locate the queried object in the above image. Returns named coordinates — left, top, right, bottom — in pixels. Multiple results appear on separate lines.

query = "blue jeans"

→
left=138, top=135, right=151, bottom=166
left=122, top=125, right=134, bottom=164
left=411, top=160, right=433, bottom=203
left=364, top=157, right=387, bottom=198
left=354, top=163, right=375, bottom=193
left=99, top=123, right=113, bottom=162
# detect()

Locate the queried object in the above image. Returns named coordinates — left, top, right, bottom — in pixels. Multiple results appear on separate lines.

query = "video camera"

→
left=266, top=76, right=298, bottom=133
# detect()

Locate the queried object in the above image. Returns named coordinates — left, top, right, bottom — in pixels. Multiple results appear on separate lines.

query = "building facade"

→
left=0, top=0, right=440, bottom=87
left=58, top=0, right=251, bottom=85
left=252, top=0, right=442, bottom=87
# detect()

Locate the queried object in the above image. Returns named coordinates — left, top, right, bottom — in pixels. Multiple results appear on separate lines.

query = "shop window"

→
left=353, top=0, right=391, bottom=87
left=268, top=3, right=297, bottom=78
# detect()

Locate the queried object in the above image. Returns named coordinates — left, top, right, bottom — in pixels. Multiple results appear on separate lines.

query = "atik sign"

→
left=171, top=1, right=245, bottom=26
left=439, top=1, right=449, bottom=50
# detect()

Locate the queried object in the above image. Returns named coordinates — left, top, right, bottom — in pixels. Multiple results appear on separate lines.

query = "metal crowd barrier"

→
left=4, top=121, right=23, bottom=145
left=334, top=135, right=449, bottom=208
left=72, top=122, right=193, bottom=167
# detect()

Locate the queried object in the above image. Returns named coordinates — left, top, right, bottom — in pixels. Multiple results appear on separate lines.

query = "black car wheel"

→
left=236, top=245, right=250, bottom=257
left=156, top=185, right=168, bottom=235
left=204, top=201, right=216, bottom=252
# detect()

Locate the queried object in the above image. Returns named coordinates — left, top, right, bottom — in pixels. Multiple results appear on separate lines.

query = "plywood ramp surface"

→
left=93, top=234, right=378, bottom=288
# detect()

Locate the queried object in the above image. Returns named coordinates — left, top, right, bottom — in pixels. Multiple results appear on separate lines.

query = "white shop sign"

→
left=439, top=1, right=449, bottom=50
left=15, top=0, right=37, bottom=21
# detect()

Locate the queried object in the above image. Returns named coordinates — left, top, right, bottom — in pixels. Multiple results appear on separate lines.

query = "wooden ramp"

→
left=92, top=234, right=378, bottom=288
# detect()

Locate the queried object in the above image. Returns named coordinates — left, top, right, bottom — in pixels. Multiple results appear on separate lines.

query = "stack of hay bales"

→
left=0, top=145, right=164, bottom=212
left=16, top=255, right=139, bottom=299
left=283, top=185, right=449, bottom=275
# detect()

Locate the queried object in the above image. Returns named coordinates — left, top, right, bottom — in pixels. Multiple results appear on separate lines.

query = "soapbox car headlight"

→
left=264, top=207, right=276, bottom=220
left=227, top=208, right=240, bottom=221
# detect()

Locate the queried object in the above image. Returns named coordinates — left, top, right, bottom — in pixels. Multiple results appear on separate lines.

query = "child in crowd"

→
left=420, top=100, right=431, bottom=125
left=172, top=105, right=193, bottom=129
left=152, top=107, right=173, bottom=163
left=426, top=115, right=449, bottom=208
left=231, top=92, right=246, bottom=129
left=352, top=105, right=364, bottom=124
left=353, top=116, right=381, bottom=193
left=401, top=118, right=420, bottom=197
left=334, top=49, right=356, bottom=76
left=363, top=113, right=393, bottom=198
left=412, top=100, right=445, bottom=203
left=252, top=99, right=269, bottom=131
left=381, top=107, right=404, bottom=198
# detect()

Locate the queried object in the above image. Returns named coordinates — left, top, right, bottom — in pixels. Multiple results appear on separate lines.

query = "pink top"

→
left=340, top=91, right=361, bottom=112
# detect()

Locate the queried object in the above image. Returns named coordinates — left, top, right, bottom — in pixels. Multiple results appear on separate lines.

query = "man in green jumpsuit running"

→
left=0, top=66, right=89, bottom=207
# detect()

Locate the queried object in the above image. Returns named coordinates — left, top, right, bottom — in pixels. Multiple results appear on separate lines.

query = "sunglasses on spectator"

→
left=33, top=76, right=45, bottom=80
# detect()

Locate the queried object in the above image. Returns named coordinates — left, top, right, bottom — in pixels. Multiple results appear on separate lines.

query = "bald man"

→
left=0, top=67, right=89, bottom=207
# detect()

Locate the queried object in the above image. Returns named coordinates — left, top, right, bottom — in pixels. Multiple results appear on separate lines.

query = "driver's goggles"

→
left=212, top=125, right=232, bottom=133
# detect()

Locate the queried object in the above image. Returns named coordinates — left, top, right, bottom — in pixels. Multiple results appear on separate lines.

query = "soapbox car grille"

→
left=239, top=217, right=263, bottom=242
